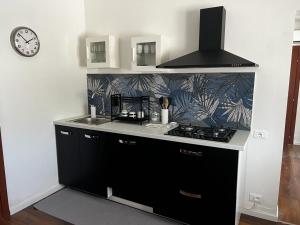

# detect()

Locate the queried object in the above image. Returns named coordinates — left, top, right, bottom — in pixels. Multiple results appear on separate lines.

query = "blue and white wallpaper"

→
left=87, top=73, right=255, bottom=130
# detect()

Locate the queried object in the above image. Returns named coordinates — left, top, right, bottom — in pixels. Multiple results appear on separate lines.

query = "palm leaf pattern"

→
left=127, top=75, right=155, bottom=93
left=221, top=98, right=252, bottom=128
left=190, top=74, right=209, bottom=95
left=87, top=73, right=255, bottom=130
left=169, top=91, right=193, bottom=121
left=193, top=94, right=219, bottom=123
left=155, top=75, right=190, bottom=97
left=87, top=78, right=105, bottom=98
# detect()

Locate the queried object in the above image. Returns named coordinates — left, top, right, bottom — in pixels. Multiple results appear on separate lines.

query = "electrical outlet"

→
left=249, top=193, right=262, bottom=203
left=253, top=130, right=268, bottom=139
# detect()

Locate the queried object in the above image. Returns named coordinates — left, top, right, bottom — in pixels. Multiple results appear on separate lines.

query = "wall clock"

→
left=10, top=26, right=40, bottom=57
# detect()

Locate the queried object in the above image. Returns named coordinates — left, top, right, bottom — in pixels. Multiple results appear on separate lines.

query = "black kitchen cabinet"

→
left=78, top=129, right=107, bottom=196
left=55, top=125, right=107, bottom=197
left=153, top=140, right=239, bottom=225
left=55, top=126, right=81, bottom=188
left=55, top=125, right=240, bottom=225
left=104, top=133, right=156, bottom=207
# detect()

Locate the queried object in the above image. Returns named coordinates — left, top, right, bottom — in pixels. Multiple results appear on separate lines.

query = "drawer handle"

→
left=180, top=149, right=203, bottom=157
left=118, top=139, right=137, bottom=145
left=84, top=134, right=99, bottom=139
left=60, top=131, right=71, bottom=135
left=179, top=190, right=202, bottom=199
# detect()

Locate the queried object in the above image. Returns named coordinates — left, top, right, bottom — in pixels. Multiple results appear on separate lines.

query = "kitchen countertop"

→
left=54, top=115, right=250, bottom=151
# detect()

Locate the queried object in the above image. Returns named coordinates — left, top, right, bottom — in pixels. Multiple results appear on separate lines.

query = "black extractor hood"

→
left=157, top=6, right=257, bottom=68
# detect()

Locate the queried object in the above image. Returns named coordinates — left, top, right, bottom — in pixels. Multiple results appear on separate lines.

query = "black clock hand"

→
left=18, top=34, right=28, bottom=43
left=26, top=38, right=34, bottom=44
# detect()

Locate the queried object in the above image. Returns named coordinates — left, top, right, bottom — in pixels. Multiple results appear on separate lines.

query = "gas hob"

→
left=166, top=125, right=236, bottom=143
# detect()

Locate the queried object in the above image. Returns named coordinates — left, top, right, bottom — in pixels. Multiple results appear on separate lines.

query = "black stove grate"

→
left=166, top=125, right=237, bottom=143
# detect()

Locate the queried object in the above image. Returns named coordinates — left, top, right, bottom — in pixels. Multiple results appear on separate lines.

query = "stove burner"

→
left=213, top=132, right=219, bottom=137
left=196, top=130, right=205, bottom=136
left=166, top=125, right=236, bottom=143
left=180, top=125, right=194, bottom=132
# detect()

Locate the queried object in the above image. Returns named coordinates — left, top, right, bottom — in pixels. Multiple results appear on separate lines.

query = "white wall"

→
left=84, top=0, right=300, bottom=220
left=295, top=11, right=300, bottom=30
left=294, top=30, right=300, bottom=42
left=0, top=0, right=87, bottom=213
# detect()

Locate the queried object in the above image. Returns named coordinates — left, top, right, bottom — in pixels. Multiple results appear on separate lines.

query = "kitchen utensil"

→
left=129, top=112, right=137, bottom=118
left=121, top=109, right=128, bottom=117
left=137, top=111, right=144, bottom=119
left=163, top=97, right=169, bottom=109
left=159, top=97, right=164, bottom=108
left=145, top=123, right=166, bottom=128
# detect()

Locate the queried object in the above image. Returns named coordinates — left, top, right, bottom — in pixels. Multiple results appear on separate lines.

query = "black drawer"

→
left=155, top=188, right=205, bottom=225
left=155, top=187, right=236, bottom=225
left=167, top=142, right=239, bottom=199
left=154, top=140, right=239, bottom=225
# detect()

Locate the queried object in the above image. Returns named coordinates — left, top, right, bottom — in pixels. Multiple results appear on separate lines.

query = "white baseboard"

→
left=293, top=140, right=300, bottom=145
left=293, top=134, right=300, bottom=145
left=242, top=205, right=278, bottom=222
left=10, top=184, right=64, bottom=215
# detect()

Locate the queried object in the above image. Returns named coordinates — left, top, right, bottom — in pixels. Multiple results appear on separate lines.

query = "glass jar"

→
left=151, top=112, right=160, bottom=123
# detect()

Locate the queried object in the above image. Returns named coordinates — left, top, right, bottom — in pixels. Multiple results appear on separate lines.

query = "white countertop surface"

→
left=54, top=115, right=250, bottom=151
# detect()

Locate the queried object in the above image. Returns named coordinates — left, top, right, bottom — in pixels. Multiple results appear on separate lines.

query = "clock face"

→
left=10, top=27, right=40, bottom=57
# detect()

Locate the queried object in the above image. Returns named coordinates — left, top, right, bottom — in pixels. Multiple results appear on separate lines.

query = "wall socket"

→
left=249, top=193, right=262, bottom=203
left=253, top=130, right=268, bottom=139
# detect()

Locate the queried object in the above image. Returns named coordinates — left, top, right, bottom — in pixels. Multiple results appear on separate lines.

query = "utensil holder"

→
left=161, top=109, right=168, bottom=124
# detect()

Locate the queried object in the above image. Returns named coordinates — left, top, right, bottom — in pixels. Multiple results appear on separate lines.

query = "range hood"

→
left=157, top=6, right=257, bottom=68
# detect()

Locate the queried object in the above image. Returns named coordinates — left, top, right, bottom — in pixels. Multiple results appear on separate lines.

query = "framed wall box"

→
left=86, top=35, right=120, bottom=68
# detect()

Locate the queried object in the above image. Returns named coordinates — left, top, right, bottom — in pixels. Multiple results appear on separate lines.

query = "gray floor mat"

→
left=34, top=188, right=181, bottom=225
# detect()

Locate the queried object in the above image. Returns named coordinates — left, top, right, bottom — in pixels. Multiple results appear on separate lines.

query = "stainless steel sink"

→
left=71, top=117, right=110, bottom=125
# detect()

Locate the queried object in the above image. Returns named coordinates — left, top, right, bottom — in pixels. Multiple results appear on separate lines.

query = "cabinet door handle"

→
left=128, top=140, right=137, bottom=145
left=60, top=131, right=71, bottom=136
left=118, top=139, right=137, bottom=145
left=179, top=190, right=202, bottom=199
left=84, top=134, right=99, bottom=139
left=179, top=149, right=203, bottom=157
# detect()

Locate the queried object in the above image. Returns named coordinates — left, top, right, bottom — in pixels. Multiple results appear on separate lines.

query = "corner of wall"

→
left=294, top=139, right=300, bottom=145
left=242, top=202, right=278, bottom=222
left=9, top=184, right=63, bottom=215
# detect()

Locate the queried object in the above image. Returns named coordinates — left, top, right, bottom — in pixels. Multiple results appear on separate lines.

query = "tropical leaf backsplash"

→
left=87, top=73, right=255, bottom=130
